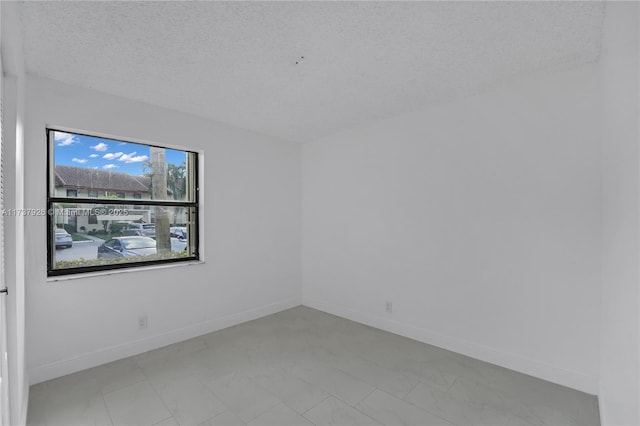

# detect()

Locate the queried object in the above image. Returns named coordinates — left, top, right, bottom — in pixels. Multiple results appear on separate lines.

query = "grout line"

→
left=395, top=384, right=458, bottom=425
left=146, top=378, right=179, bottom=424
left=247, top=373, right=309, bottom=418
left=301, top=395, right=330, bottom=416
left=446, top=377, right=458, bottom=392
left=99, top=390, right=116, bottom=426
left=402, top=379, right=420, bottom=400
left=354, top=386, right=378, bottom=407
left=152, top=415, right=176, bottom=425
left=348, top=398, right=384, bottom=425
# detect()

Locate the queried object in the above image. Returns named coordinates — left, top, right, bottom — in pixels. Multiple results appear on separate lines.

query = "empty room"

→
left=0, top=1, right=638, bottom=425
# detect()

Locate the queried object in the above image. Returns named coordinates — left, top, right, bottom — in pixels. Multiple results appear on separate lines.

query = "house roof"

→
left=55, top=165, right=151, bottom=193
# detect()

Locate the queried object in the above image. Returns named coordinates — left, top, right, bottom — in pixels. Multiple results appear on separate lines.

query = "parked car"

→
left=97, top=236, right=156, bottom=259
left=120, top=229, right=143, bottom=237
left=171, top=237, right=187, bottom=252
left=170, top=227, right=187, bottom=240
left=55, top=227, right=73, bottom=249
left=97, top=236, right=187, bottom=259
left=125, top=223, right=155, bottom=238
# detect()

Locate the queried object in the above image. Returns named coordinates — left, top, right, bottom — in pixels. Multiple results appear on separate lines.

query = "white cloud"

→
left=71, top=158, right=88, bottom=164
left=55, top=132, right=79, bottom=147
left=89, top=154, right=99, bottom=158
left=119, top=152, right=148, bottom=164
left=103, top=152, right=124, bottom=160
left=91, top=142, right=108, bottom=152
left=103, top=164, right=118, bottom=170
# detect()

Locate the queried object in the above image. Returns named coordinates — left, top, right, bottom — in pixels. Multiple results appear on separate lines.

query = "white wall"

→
left=599, top=3, right=640, bottom=425
left=302, top=64, right=602, bottom=394
left=25, top=76, right=302, bottom=384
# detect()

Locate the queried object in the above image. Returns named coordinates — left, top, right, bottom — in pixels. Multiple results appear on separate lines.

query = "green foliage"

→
left=109, top=222, right=126, bottom=234
left=71, top=233, right=91, bottom=242
left=167, top=163, right=187, bottom=200
left=55, top=251, right=190, bottom=270
left=143, top=158, right=187, bottom=201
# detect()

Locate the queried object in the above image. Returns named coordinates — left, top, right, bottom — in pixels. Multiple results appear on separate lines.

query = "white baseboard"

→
left=29, top=297, right=301, bottom=385
left=303, top=296, right=598, bottom=395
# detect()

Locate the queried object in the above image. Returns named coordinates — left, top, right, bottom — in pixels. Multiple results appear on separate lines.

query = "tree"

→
left=150, top=147, right=171, bottom=253
left=167, top=162, right=186, bottom=224
left=167, top=163, right=186, bottom=201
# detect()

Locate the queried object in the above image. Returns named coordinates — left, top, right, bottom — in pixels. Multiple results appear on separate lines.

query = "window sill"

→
left=46, top=260, right=205, bottom=282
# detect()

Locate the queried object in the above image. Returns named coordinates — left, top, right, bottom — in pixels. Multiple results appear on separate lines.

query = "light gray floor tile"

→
left=91, top=357, right=148, bottom=394
left=202, top=372, right=281, bottom=423
left=333, top=356, right=419, bottom=399
left=136, top=337, right=208, bottom=363
left=396, top=357, right=458, bottom=392
left=199, top=410, right=247, bottom=426
left=28, top=307, right=601, bottom=426
left=405, top=380, right=535, bottom=426
left=26, top=388, right=48, bottom=426
left=39, top=368, right=103, bottom=402
left=190, top=343, right=265, bottom=380
left=247, top=402, right=314, bottom=426
left=135, top=345, right=210, bottom=389
left=103, top=381, right=171, bottom=426
left=292, top=360, right=376, bottom=406
left=445, top=376, right=544, bottom=425
left=476, top=371, right=600, bottom=426
left=251, top=366, right=329, bottom=414
left=154, top=375, right=228, bottom=425
left=36, top=373, right=113, bottom=426
left=303, top=396, right=381, bottom=426
left=155, top=416, right=179, bottom=425
left=46, top=392, right=113, bottom=426
left=356, top=388, right=451, bottom=425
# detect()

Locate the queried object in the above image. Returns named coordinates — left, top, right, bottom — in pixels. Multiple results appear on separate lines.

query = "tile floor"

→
left=27, top=306, right=600, bottom=425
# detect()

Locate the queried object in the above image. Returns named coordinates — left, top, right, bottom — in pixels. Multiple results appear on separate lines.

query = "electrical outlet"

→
left=385, top=301, right=393, bottom=314
left=138, top=314, right=148, bottom=330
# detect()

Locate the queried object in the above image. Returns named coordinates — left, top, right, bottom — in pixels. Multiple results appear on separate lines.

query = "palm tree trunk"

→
left=150, top=147, right=171, bottom=253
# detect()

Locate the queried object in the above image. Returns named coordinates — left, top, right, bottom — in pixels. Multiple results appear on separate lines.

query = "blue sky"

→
left=53, top=131, right=187, bottom=176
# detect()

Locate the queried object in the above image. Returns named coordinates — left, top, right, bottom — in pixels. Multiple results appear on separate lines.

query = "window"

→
left=47, top=129, right=199, bottom=276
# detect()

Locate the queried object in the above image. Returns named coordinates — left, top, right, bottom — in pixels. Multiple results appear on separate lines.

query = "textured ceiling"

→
left=21, top=1, right=604, bottom=143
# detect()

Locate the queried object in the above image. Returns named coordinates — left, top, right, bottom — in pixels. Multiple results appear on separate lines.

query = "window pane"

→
left=51, top=202, right=196, bottom=271
left=51, top=130, right=194, bottom=202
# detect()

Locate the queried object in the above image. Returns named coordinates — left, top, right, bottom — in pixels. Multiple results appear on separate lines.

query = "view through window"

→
left=47, top=129, right=199, bottom=276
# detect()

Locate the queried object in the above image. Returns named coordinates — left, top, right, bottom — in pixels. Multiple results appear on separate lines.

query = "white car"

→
left=97, top=236, right=187, bottom=259
left=125, top=223, right=156, bottom=238
left=55, top=228, right=73, bottom=249
left=170, top=227, right=187, bottom=240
